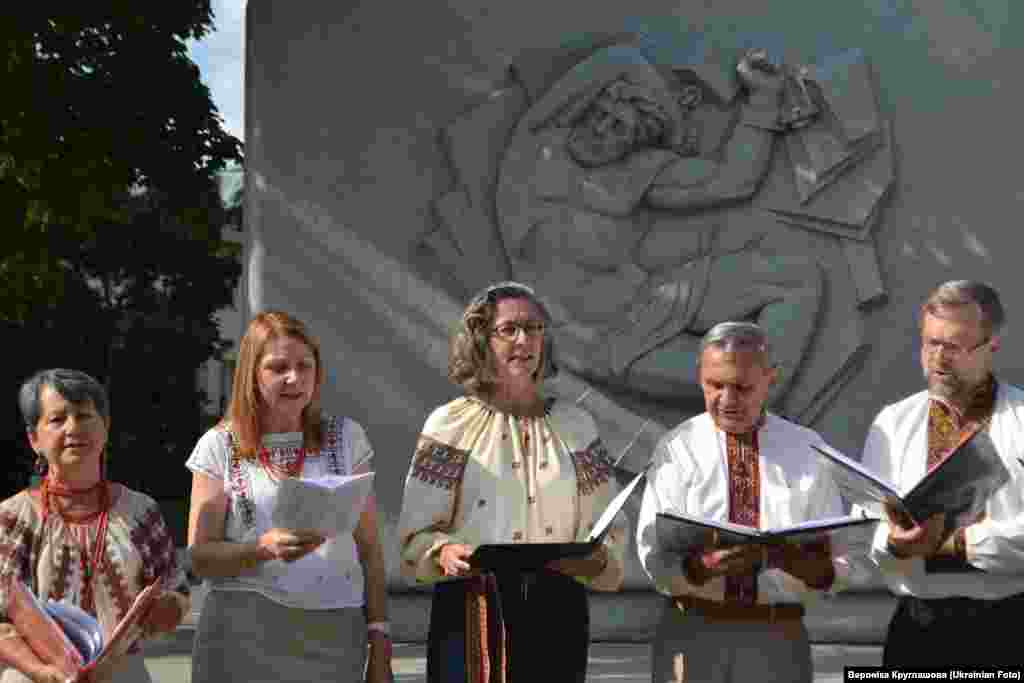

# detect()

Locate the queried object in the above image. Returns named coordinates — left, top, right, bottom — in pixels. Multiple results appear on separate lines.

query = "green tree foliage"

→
left=1, top=5, right=243, bottom=508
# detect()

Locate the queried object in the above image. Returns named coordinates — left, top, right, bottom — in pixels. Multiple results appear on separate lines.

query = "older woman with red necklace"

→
left=398, top=282, right=626, bottom=683
left=0, top=369, right=189, bottom=683
left=186, top=311, right=392, bottom=683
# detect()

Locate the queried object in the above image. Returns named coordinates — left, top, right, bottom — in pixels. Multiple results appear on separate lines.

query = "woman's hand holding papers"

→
left=141, top=590, right=190, bottom=636
left=258, top=528, right=326, bottom=563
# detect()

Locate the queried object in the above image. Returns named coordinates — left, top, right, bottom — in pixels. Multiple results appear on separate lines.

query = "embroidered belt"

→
left=672, top=595, right=805, bottom=623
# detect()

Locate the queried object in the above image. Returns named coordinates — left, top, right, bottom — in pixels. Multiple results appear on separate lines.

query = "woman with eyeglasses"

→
left=397, top=281, right=625, bottom=683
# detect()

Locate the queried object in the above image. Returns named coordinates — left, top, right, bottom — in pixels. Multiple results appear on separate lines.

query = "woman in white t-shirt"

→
left=186, top=311, right=392, bottom=683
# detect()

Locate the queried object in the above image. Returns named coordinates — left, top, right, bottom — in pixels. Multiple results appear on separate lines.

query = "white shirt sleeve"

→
left=964, top=409, right=1024, bottom=573
left=635, top=436, right=724, bottom=600
left=862, top=411, right=925, bottom=582
left=185, top=427, right=231, bottom=487
left=802, top=439, right=878, bottom=594
left=346, top=419, right=375, bottom=474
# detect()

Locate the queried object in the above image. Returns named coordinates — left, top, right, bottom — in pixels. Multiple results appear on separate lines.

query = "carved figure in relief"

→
left=429, top=37, right=893, bottom=418
left=496, top=46, right=821, bottom=404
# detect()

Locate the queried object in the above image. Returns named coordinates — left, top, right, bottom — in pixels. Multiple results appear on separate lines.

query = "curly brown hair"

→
left=448, top=282, right=558, bottom=397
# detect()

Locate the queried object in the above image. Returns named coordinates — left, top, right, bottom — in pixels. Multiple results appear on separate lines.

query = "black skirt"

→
left=427, top=570, right=590, bottom=683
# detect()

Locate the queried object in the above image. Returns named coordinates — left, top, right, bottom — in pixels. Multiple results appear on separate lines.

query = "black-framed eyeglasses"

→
left=922, top=336, right=992, bottom=359
left=491, top=321, right=546, bottom=341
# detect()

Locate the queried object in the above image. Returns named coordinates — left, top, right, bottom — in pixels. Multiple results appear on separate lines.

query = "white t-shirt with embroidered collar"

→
left=185, top=414, right=373, bottom=609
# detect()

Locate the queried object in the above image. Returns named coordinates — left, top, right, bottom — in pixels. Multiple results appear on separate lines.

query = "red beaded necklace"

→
left=257, top=445, right=307, bottom=479
left=41, top=476, right=111, bottom=612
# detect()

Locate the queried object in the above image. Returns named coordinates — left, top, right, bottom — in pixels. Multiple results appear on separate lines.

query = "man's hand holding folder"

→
left=683, top=538, right=763, bottom=585
left=680, top=529, right=834, bottom=588
left=883, top=505, right=946, bottom=559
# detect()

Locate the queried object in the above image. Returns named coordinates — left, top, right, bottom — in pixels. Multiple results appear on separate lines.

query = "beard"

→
left=924, top=366, right=979, bottom=403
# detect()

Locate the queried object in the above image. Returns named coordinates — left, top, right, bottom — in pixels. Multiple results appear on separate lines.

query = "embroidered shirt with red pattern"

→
left=724, top=429, right=761, bottom=605
left=0, top=485, right=184, bottom=651
left=927, top=375, right=997, bottom=561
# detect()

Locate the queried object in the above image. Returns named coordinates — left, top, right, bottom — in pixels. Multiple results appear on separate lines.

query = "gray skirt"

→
left=192, top=589, right=366, bottom=683
left=1, top=653, right=151, bottom=683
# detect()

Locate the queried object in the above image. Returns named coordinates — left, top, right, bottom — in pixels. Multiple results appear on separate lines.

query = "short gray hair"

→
left=698, top=322, right=773, bottom=367
left=921, top=280, right=1005, bottom=335
left=18, top=369, right=110, bottom=431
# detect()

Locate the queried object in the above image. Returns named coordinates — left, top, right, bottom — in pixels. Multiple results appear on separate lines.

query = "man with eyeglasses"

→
left=860, top=280, right=1024, bottom=666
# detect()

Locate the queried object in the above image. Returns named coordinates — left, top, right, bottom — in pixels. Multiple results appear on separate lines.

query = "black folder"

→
left=811, top=430, right=1010, bottom=527
left=655, top=510, right=878, bottom=556
left=469, top=470, right=645, bottom=572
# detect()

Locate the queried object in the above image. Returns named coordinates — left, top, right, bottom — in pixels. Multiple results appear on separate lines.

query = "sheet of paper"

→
left=810, top=444, right=903, bottom=514
left=272, top=472, right=375, bottom=537
left=588, top=470, right=645, bottom=543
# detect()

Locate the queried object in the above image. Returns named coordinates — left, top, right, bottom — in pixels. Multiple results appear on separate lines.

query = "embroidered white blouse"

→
left=397, top=397, right=625, bottom=591
left=863, top=383, right=1024, bottom=599
left=185, top=415, right=373, bottom=610
left=636, top=413, right=855, bottom=604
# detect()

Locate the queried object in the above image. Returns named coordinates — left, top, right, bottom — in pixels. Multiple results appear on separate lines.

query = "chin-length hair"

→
left=225, top=311, right=324, bottom=459
left=448, top=282, right=558, bottom=397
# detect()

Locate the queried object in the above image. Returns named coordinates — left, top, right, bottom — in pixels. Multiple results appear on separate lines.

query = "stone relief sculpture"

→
left=423, top=34, right=894, bottom=469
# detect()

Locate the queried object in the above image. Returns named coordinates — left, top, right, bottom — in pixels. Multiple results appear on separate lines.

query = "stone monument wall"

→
left=244, top=0, right=1023, bottom=605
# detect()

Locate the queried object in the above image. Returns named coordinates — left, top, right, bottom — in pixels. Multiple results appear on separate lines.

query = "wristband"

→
left=367, top=621, right=391, bottom=636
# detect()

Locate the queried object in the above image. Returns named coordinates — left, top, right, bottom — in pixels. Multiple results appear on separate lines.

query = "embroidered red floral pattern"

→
left=570, top=438, right=613, bottom=496
left=410, top=436, right=470, bottom=490
left=225, top=417, right=344, bottom=530
left=927, top=378, right=996, bottom=472
left=725, top=430, right=760, bottom=605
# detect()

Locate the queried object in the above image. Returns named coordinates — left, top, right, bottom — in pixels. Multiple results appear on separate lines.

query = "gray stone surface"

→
left=142, top=632, right=882, bottom=683
left=243, top=0, right=1024, bottom=613
left=182, top=583, right=896, bottom=644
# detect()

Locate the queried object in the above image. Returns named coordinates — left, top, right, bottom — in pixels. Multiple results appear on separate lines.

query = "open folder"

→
left=6, top=577, right=160, bottom=682
left=469, top=470, right=646, bottom=572
left=810, top=436, right=1010, bottom=527
left=655, top=511, right=878, bottom=557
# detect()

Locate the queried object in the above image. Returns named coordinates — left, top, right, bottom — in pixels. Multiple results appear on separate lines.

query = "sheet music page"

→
left=272, top=472, right=375, bottom=537
left=655, top=512, right=764, bottom=554
left=764, top=514, right=880, bottom=545
left=810, top=444, right=904, bottom=514
left=588, top=471, right=645, bottom=542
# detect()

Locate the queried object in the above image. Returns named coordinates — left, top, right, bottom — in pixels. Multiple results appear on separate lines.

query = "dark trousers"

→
left=427, top=570, right=590, bottom=683
left=883, top=593, right=1024, bottom=667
